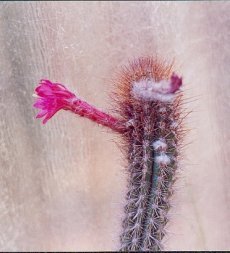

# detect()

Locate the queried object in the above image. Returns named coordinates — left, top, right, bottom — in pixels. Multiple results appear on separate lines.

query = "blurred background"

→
left=0, top=1, right=229, bottom=251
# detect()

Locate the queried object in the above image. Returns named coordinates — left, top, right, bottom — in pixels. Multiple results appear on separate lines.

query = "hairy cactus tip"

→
left=33, top=57, right=185, bottom=252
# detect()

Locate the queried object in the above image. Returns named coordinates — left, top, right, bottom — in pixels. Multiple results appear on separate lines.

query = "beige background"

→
left=0, top=1, right=229, bottom=251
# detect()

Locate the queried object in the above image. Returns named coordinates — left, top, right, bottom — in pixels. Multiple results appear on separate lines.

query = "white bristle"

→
left=155, top=154, right=171, bottom=165
left=152, top=139, right=167, bottom=151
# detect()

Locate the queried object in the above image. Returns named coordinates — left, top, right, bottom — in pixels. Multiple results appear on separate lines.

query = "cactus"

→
left=114, top=57, right=183, bottom=251
left=33, top=57, right=184, bottom=251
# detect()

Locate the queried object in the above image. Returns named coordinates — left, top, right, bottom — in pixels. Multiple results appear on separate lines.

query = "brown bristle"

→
left=115, top=57, right=173, bottom=102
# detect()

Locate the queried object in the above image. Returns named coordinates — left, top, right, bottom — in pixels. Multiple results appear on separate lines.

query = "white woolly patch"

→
left=155, top=154, right=171, bottom=165
left=171, top=121, right=178, bottom=129
left=132, top=78, right=175, bottom=102
left=158, top=107, right=167, bottom=113
left=125, top=119, right=135, bottom=127
left=152, top=139, right=167, bottom=151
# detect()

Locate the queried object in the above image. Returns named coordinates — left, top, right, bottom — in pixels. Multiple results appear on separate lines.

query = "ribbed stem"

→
left=142, top=103, right=173, bottom=251
left=120, top=102, right=145, bottom=251
left=120, top=99, right=181, bottom=251
left=117, top=58, right=183, bottom=251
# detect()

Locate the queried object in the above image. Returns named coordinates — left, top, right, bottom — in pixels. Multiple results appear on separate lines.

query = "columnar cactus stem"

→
left=114, top=58, right=183, bottom=251
left=142, top=101, right=180, bottom=251
left=33, top=57, right=185, bottom=252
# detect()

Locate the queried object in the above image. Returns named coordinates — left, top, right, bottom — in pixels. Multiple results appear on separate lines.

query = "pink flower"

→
left=33, top=79, right=76, bottom=124
left=33, top=79, right=124, bottom=133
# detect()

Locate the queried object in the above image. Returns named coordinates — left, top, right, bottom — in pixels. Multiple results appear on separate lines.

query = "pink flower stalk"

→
left=33, top=79, right=124, bottom=133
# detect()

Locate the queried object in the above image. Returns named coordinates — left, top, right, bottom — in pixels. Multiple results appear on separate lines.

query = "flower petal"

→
left=36, top=109, right=48, bottom=118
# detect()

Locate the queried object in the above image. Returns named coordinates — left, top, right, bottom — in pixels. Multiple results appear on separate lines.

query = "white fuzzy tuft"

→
left=155, top=154, right=171, bottom=165
left=171, top=121, right=178, bottom=129
left=132, top=78, right=175, bottom=102
left=125, top=119, right=135, bottom=127
left=152, top=139, right=167, bottom=151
